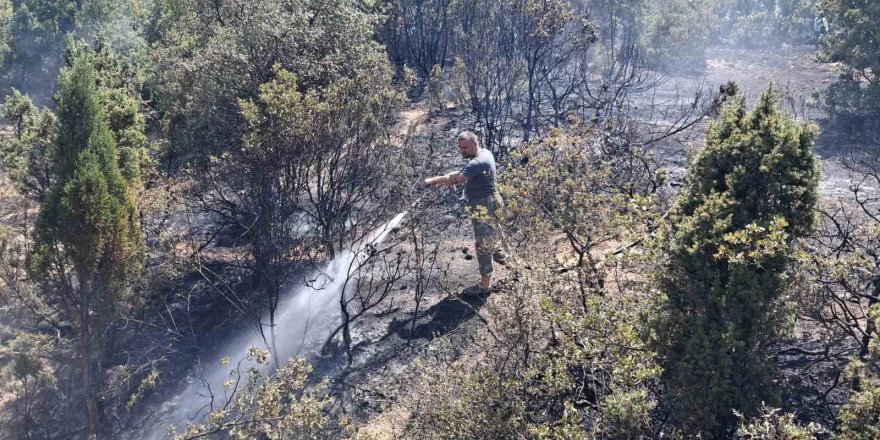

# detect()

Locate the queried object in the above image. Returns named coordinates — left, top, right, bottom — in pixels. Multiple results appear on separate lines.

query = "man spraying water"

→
left=424, top=131, right=505, bottom=290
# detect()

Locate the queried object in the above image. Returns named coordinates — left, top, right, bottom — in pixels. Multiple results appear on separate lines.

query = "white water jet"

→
left=144, top=211, right=408, bottom=439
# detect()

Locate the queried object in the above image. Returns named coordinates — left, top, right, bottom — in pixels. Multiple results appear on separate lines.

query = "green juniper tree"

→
left=819, top=0, right=880, bottom=121
left=30, top=54, right=143, bottom=438
left=656, top=87, right=819, bottom=438
left=0, top=88, right=55, bottom=201
left=0, top=0, right=118, bottom=102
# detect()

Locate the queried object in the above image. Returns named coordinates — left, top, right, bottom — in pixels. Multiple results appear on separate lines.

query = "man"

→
left=424, top=131, right=505, bottom=289
left=814, top=11, right=829, bottom=46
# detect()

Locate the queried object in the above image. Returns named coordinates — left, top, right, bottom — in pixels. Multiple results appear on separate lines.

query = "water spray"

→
left=143, top=207, right=415, bottom=439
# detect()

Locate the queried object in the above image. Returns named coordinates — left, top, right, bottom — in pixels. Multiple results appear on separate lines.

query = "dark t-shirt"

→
left=460, top=148, right=497, bottom=201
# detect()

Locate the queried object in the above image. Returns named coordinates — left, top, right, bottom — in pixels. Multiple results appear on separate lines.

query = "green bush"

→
left=819, top=0, right=880, bottom=121
left=656, top=86, right=819, bottom=439
left=824, top=73, right=880, bottom=123
left=735, top=405, right=823, bottom=439
left=836, top=305, right=880, bottom=440
left=715, top=0, right=815, bottom=46
left=645, top=0, right=715, bottom=68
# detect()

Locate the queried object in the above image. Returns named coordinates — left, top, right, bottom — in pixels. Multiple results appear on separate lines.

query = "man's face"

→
left=458, top=139, right=477, bottom=158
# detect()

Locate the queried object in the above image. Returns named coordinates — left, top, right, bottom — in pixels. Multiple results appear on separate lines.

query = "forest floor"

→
left=649, top=43, right=858, bottom=198
left=701, top=43, right=865, bottom=199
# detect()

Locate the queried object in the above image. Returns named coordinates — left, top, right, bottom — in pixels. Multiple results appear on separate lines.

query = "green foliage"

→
left=819, top=0, right=880, bottom=76
left=425, top=64, right=445, bottom=112
left=655, top=87, right=819, bottom=438
left=402, top=245, right=662, bottom=440
left=582, top=0, right=646, bottom=48
left=28, top=54, right=144, bottom=436
left=535, top=270, right=662, bottom=439
left=505, top=130, right=662, bottom=439
left=603, top=389, right=656, bottom=440
left=33, top=52, right=144, bottom=317
left=0, top=0, right=11, bottom=67
left=645, top=0, right=716, bottom=68
left=0, top=88, right=55, bottom=200
left=65, top=39, right=149, bottom=186
left=124, top=366, right=158, bottom=410
left=503, top=128, right=660, bottom=269
left=0, top=224, right=65, bottom=438
left=835, top=305, right=880, bottom=440
left=66, top=36, right=145, bottom=92
left=824, top=73, right=880, bottom=120
left=735, top=405, right=823, bottom=439
left=837, top=368, right=880, bottom=439
left=819, top=0, right=880, bottom=120
left=0, top=0, right=123, bottom=102
left=197, top=60, right=401, bottom=362
left=173, top=349, right=330, bottom=440
left=0, top=37, right=148, bottom=202
left=403, top=130, right=663, bottom=439
left=102, top=87, right=147, bottom=183
left=149, top=0, right=389, bottom=164
left=586, top=0, right=813, bottom=66
left=404, top=362, right=530, bottom=439
left=714, top=0, right=816, bottom=46
left=1, top=332, right=56, bottom=393
left=1, top=86, right=36, bottom=136
left=0, top=329, right=60, bottom=438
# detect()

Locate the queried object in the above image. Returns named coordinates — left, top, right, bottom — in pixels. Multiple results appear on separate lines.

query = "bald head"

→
left=457, top=131, right=479, bottom=158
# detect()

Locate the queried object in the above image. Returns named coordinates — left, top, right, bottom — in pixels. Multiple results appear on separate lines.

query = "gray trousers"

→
left=467, top=192, right=505, bottom=277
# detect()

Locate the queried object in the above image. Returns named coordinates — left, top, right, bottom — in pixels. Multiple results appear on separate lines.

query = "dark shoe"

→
left=493, top=252, right=507, bottom=265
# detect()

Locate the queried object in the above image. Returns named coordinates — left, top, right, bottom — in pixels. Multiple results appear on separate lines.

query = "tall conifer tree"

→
left=657, top=87, right=819, bottom=438
left=30, top=55, right=143, bottom=438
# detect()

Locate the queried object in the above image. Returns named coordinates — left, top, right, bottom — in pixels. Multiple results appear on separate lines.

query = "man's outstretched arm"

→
left=424, top=172, right=468, bottom=186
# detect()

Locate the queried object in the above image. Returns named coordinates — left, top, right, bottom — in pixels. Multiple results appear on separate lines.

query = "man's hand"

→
left=424, top=172, right=467, bottom=186
left=423, top=176, right=441, bottom=186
